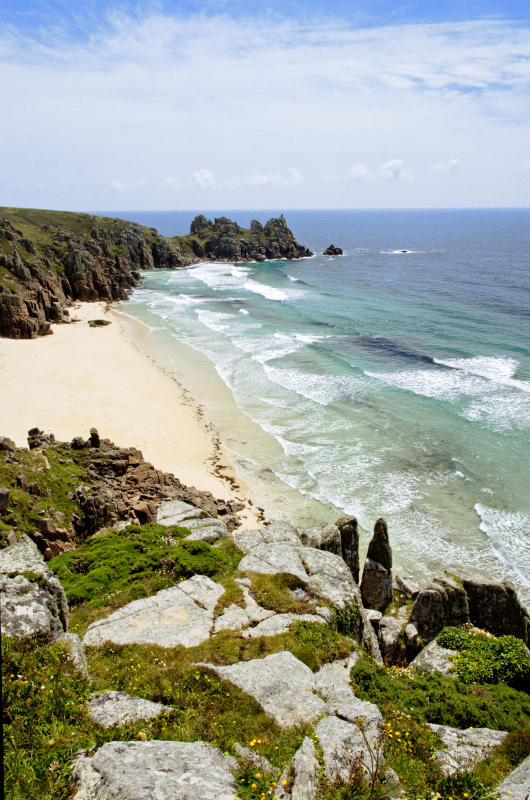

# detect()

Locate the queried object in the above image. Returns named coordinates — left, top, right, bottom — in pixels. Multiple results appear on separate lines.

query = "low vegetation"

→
left=437, top=625, right=530, bottom=689
left=0, top=443, right=90, bottom=545
left=351, top=654, right=530, bottom=731
left=49, top=523, right=242, bottom=633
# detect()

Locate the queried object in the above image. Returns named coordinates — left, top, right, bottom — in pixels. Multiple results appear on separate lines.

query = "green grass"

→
left=351, top=655, right=530, bottom=731
left=437, top=626, right=530, bottom=689
left=0, top=444, right=90, bottom=545
left=245, top=571, right=316, bottom=615
left=49, top=524, right=243, bottom=633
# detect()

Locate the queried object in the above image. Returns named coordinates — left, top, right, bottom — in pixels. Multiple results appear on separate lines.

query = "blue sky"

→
left=1, top=1, right=529, bottom=209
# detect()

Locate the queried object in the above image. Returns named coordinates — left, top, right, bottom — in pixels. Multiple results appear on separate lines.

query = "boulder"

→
left=313, top=652, right=360, bottom=698
left=233, top=743, right=276, bottom=775
left=314, top=714, right=383, bottom=782
left=83, top=575, right=224, bottom=649
left=0, top=435, right=16, bottom=451
left=0, top=534, right=68, bottom=640
left=410, top=577, right=469, bottom=642
left=395, top=574, right=421, bottom=598
left=378, top=616, right=404, bottom=665
left=448, top=567, right=530, bottom=645
left=410, top=639, right=456, bottom=675
left=87, top=691, right=170, bottom=728
left=323, top=245, right=343, bottom=256
left=200, top=651, right=326, bottom=727
left=0, top=486, right=10, bottom=513
left=53, top=633, right=89, bottom=678
left=335, top=515, right=360, bottom=583
left=290, top=737, right=321, bottom=800
left=242, top=612, right=325, bottom=639
left=428, top=723, right=507, bottom=775
left=496, top=753, right=530, bottom=800
left=71, top=740, right=238, bottom=800
left=360, top=519, right=392, bottom=611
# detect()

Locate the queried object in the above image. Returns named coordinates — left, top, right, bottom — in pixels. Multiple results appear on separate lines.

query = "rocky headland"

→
left=1, top=430, right=529, bottom=800
left=0, top=208, right=312, bottom=339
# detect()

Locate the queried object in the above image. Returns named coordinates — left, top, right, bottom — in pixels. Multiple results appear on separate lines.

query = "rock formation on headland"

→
left=0, top=208, right=312, bottom=338
left=2, top=431, right=530, bottom=800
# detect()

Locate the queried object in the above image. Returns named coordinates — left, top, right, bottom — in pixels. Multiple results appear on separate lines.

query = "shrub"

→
left=332, top=600, right=361, bottom=639
left=436, top=771, right=495, bottom=799
left=437, top=627, right=530, bottom=689
left=351, top=655, right=530, bottom=731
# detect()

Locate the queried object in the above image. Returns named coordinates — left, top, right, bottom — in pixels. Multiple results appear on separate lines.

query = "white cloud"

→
left=0, top=13, right=529, bottom=208
left=378, top=159, right=414, bottom=182
left=346, top=163, right=372, bottom=181
left=431, top=158, right=462, bottom=174
left=192, top=169, right=216, bottom=189
left=244, top=168, right=303, bottom=187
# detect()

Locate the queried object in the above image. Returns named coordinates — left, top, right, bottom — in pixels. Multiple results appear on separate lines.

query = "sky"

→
left=1, top=1, right=529, bottom=210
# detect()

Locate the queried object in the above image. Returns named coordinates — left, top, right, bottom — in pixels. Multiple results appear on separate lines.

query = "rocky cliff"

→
left=0, top=208, right=312, bottom=339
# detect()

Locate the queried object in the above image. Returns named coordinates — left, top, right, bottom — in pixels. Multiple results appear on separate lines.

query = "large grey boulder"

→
left=242, top=612, right=325, bottom=638
left=0, top=534, right=68, bottom=640
left=87, top=691, right=170, bottom=728
left=360, top=519, right=392, bottom=612
left=315, top=714, right=383, bottom=782
left=496, top=754, right=530, bottom=800
left=71, top=740, right=238, bottom=800
left=83, top=575, right=224, bottom=649
left=410, top=639, right=456, bottom=675
left=201, top=651, right=326, bottom=727
left=429, top=723, right=507, bottom=775
left=410, top=577, right=469, bottom=642
left=235, top=522, right=381, bottom=662
left=313, top=652, right=360, bottom=697
left=378, top=616, right=404, bottom=665
left=290, top=737, right=320, bottom=800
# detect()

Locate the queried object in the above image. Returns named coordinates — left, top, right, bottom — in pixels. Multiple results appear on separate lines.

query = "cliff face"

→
left=0, top=208, right=312, bottom=339
left=0, top=209, right=196, bottom=339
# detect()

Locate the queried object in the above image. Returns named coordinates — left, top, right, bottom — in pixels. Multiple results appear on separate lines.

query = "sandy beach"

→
left=0, top=301, right=261, bottom=528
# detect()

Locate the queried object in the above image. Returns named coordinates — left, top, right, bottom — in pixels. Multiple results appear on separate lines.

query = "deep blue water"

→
left=102, top=209, right=530, bottom=600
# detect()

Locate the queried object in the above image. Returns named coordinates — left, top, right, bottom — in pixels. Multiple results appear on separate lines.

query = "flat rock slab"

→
left=200, top=651, right=326, bottom=727
left=429, top=723, right=507, bottom=775
left=313, top=653, right=360, bottom=698
left=242, top=612, right=324, bottom=639
left=83, top=575, right=224, bottom=649
left=496, top=753, right=530, bottom=800
left=87, top=691, right=170, bottom=728
left=0, top=534, right=68, bottom=640
left=290, top=737, right=320, bottom=800
left=72, top=740, right=238, bottom=800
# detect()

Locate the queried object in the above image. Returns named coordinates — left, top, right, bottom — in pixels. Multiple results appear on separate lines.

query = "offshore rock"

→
left=71, top=740, right=238, bottom=800
left=0, top=534, right=68, bottom=640
left=323, top=245, right=343, bottom=255
left=360, top=518, right=393, bottom=611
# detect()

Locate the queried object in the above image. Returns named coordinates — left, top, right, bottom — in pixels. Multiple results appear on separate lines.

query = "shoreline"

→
left=0, top=302, right=263, bottom=529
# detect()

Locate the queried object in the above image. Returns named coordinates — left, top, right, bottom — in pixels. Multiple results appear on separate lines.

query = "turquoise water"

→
left=113, top=209, right=530, bottom=602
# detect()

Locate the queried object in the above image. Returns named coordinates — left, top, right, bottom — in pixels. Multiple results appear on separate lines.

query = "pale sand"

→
left=0, top=302, right=261, bottom=528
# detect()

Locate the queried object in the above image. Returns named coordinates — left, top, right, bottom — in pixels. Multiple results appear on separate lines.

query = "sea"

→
left=102, top=209, right=530, bottom=603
